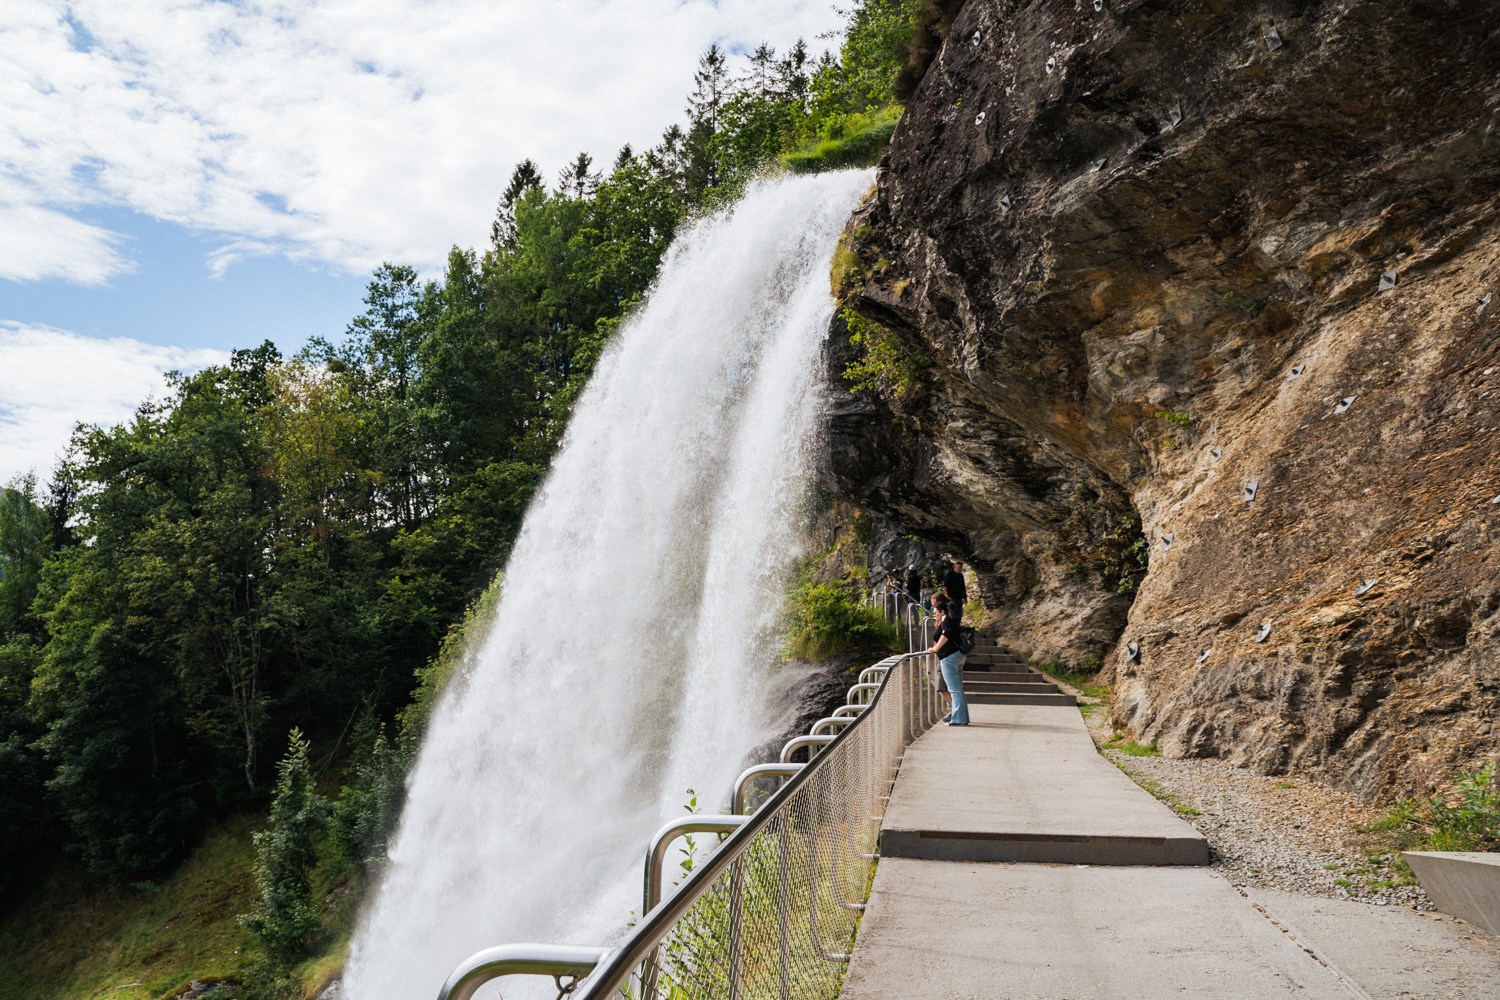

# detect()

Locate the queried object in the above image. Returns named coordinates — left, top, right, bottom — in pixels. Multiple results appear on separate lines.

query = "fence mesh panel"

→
left=577, top=652, right=940, bottom=1000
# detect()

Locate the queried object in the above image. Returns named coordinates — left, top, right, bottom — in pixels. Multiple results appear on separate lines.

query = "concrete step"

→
left=967, top=692, right=1078, bottom=706
left=961, top=670, right=1042, bottom=682
left=879, top=703, right=1208, bottom=866
left=964, top=681, right=1062, bottom=695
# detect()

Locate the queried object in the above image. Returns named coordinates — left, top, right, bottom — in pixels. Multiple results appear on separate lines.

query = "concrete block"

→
left=1404, top=851, right=1500, bottom=935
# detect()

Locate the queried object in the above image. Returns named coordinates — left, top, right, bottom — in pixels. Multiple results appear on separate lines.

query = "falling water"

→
left=342, top=170, right=873, bottom=1000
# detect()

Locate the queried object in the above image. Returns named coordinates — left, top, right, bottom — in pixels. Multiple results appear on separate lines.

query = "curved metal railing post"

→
left=732, top=762, right=803, bottom=814
left=435, top=944, right=615, bottom=1000
left=643, top=815, right=750, bottom=915
left=641, top=814, right=749, bottom=1000
left=809, top=715, right=856, bottom=736
left=779, top=734, right=835, bottom=763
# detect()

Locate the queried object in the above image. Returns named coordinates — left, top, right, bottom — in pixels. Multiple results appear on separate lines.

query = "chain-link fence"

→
left=570, top=650, right=940, bottom=1000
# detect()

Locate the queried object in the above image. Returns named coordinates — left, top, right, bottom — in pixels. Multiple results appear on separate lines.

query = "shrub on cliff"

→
left=782, top=582, right=899, bottom=662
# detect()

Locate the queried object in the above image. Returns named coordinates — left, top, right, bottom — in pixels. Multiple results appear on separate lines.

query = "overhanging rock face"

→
left=821, top=0, right=1500, bottom=797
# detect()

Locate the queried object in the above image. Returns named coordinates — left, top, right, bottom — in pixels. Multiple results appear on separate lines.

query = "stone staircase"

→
left=961, top=636, right=1076, bottom=706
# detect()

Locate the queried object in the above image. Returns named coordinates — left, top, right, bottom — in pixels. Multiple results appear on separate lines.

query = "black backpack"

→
left=959, top=627, right=977, bottom=655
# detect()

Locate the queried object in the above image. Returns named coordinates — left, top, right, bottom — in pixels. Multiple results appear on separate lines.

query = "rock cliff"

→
left=821, top=0, right=1500, bottom=798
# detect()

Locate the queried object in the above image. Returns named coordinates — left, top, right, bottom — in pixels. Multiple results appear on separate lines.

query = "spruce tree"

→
left=240, top=730, right=330, bottom=963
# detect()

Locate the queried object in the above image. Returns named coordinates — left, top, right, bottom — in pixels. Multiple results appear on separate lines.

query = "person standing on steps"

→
left=905, top=564, right=922, bottom=606
left=943, top=561, right=967, bottom=620
left=931, top=594, right=969, bottom=726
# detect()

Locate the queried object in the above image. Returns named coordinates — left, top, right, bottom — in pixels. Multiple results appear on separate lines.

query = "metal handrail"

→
left=436, top=651, right=941, bottom=1000
left=569, top=651, right=938, bottom=1000
left=858, top=665, right=889, bottom=684
left=846, top=681, right=880, bottom=705
left=436, top=944, right=616, bottom=1000
left=831, top=704, right=864, bottom=718
left=809, top=716, right=856, bottom=736
left=779, top=734, right=835, bottom=763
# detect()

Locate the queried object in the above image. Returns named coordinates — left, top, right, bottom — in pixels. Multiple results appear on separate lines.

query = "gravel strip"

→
left=1066, top=697, right=1434, bottom=910
left=1104, top=752, right=1432, bottom=909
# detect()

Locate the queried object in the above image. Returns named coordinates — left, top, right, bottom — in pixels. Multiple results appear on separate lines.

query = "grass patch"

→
left=0, top=815, right=265, bottom=1000
left=784, top=106, right=902, bottom=173
left=1104, top=734, right=1160, bottom=757
left=1108, top=762, right=1202, bottom=818
left=0, top=775, right=372, bottom=1000
left=1037, top=658, right=1111, bottom=701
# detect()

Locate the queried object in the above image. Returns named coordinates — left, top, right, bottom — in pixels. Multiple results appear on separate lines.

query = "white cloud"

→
left=0, top=322, right=228, bottom=483
left=0, top=0, right=847, bottom=283
left=0, top=202, right=133, bottom=284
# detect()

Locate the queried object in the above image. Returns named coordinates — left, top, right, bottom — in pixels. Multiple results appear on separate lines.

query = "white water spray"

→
left=342, top=170, right=873, bottom=1000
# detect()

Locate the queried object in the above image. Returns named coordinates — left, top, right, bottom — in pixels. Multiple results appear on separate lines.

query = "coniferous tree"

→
left=491, top=159, right=545, bottom=247
left=240, top=730, right=329, bottom=963
left=559, top=151, right=601, bottom=200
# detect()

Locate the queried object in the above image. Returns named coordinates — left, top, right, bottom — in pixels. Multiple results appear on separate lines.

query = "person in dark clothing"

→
left=943, top=561, right=967, bottom=619
left=930, top=594, right=968, bottom=725
left=905, top=565, right=922, bottom=601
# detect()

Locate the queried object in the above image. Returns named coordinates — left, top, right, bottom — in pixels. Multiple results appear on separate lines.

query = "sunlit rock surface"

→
left=821, top=0, right=1500, bottom=797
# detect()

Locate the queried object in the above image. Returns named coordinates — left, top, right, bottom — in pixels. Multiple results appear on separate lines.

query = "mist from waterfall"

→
left=341, top=170, right=873, bottom=1000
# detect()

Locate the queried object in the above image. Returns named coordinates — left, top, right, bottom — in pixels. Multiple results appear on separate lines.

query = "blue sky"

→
left=0, top=206, right=370, bottom=353
left=0, top=0, right=845, bottom=483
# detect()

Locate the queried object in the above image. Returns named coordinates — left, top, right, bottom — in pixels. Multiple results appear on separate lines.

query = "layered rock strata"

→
left=821, top=0, right=1500, bottom=796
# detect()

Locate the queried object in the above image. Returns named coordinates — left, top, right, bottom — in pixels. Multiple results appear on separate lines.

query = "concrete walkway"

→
left=881, top=704, right=1207, bottom=865
left=840, top=703, right=1382, bottom=999
left=840, top=860, right=1353, bottom=999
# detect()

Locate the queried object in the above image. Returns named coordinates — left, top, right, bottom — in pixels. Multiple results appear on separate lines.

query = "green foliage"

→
left=0, top=814, right=265, bottom=1000
left=1104, top=735, right=1161, bottom=757
left=1037, top=658, right=1112, bottom=702
left=240, top=731, right=330, bottom=964
left=0, top=475, right=51, bottom=636
left=783, top=106, right=901, bottom=173
left=1100, top=516, right=1150, bottom=596
left=1370, top=761, right=1500, bottom=851
left=328, top=720, right=412, bottom=873
left=782, top=582, right=899, bottom=662
left=1154, top=409, right=1193, bottom=428
left=841, top=308, right=927, bottom=398
left=808, top=0, right=920, bottom=115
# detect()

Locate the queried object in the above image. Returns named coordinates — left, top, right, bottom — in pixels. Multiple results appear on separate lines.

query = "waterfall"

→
left=342, top=170, right=873, bottom=1000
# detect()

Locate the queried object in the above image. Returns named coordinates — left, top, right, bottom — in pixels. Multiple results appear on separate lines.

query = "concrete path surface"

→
left=1250, top=888, right=1500, bottom=1000
left=881, top=704, right=1209, bottom=865
left=840, top=860, right=1352, bottom=999
left=844, top=700, right=1499, bottom=999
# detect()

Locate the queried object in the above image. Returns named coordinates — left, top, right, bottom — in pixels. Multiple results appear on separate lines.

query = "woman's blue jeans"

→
left=939, top=650, right=969, bottom=724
